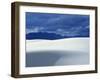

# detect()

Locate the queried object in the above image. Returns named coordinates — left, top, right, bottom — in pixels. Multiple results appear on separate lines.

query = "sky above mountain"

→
left=26, top=12, right=89, bottom=37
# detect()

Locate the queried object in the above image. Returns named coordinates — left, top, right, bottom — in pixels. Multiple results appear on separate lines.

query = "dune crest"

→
left=26, top=38, right=89, bottom=53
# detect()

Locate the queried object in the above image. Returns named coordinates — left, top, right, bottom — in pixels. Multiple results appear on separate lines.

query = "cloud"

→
left=26, top=12, right=89, bottom=37
left=26, top=27, right=45, bottom=34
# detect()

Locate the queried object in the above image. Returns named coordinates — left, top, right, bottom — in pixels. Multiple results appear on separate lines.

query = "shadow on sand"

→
left=26, top=50, right=89, bottom=67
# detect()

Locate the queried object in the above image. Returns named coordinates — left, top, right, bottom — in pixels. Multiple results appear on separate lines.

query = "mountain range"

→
left=26, top=31, right=89, bottom=40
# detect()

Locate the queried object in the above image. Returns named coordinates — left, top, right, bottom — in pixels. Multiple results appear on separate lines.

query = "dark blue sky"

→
left=26, top=12, right=89, bottom=37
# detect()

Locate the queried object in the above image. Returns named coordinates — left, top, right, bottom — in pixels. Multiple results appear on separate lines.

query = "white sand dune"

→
left=26, top=38, right=89, bottom=53
left=26, top=38, right=89, bottom=67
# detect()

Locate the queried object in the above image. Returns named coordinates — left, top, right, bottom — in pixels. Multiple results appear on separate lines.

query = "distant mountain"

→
left=26, top=31, right=89, bottom=40
left=26, top=32, right=66, bottom=40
